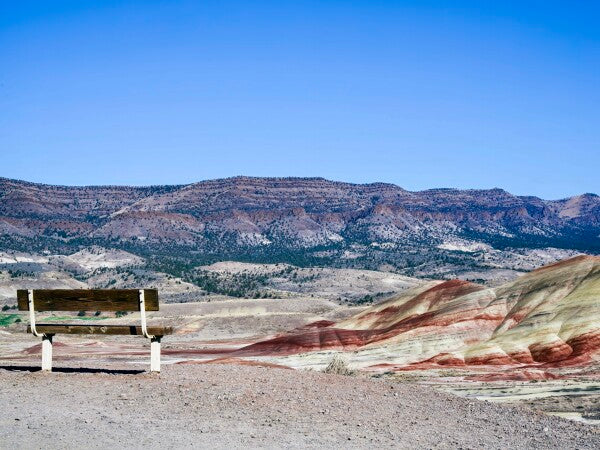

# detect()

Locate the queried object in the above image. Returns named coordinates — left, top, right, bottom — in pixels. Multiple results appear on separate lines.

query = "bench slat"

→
left=17, top=289, right=159, bottom=312
left=27, top=324, right=173, bottom=336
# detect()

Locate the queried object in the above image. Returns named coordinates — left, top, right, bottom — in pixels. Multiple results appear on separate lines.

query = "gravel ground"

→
left=0, top=363, right=598, bottom=449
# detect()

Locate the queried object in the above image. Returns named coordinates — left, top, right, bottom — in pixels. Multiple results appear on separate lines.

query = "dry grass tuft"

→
left=322, top=354, right=355, bottom=376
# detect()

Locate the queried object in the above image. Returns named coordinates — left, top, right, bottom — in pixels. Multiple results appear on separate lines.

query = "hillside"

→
left=0, top=247, right=423, bottom=305
left=0, top=177, right=597, bottom=281
left=234, top=255, right=600, bottom=377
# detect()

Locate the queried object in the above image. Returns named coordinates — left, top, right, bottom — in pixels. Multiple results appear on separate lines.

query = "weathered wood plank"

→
left=17, top=289, right=159, bottom=312
left=27, top=324, right=173, bottom=336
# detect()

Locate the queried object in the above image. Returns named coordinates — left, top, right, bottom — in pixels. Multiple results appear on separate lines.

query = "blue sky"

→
left=0, top=1, right=598, bottom=199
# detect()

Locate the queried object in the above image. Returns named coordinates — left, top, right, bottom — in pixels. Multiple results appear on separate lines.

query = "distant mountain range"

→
left=1, top=176, right=598, bottom=281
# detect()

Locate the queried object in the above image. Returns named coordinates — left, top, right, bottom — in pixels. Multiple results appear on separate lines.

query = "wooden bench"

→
left=17, top=289, right=173, bottom=373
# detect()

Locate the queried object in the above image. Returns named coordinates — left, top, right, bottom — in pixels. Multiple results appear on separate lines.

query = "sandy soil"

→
left=1, top=363, right=599, bottom=449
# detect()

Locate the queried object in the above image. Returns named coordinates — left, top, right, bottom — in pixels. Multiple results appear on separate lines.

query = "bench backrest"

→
left=17, top=289, right=159, bottom=312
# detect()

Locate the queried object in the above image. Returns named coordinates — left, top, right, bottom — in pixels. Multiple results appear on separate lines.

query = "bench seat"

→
left=19, top=289, right=170, bottom=372
left=28, top=324, right=173, bottom=336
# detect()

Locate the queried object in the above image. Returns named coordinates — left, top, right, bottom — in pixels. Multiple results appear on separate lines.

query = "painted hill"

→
left=464, top=255, right=600, bottom=367
left=235, top=255, right=600, bottom=374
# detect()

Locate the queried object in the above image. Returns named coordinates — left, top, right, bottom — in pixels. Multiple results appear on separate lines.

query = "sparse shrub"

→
left=356, top=294, right=373, bottom=304
left=2, top=305, right=9, bottom=311
left=322, top=355, right=355, bottom=376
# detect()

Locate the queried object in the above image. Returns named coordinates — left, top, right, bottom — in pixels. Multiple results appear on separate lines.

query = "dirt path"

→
left=0, top=363, right=598, bottom=449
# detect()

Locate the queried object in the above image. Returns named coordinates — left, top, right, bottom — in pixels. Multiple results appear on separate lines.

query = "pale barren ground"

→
left=1, top=363, right=599, bottom=449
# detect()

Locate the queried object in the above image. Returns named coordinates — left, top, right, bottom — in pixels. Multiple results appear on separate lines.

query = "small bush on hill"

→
left=322, top=355, right=355, bottom=376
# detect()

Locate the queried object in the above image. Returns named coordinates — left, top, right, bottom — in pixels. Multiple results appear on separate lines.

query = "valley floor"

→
left=1, top=363, right=599, bottom=449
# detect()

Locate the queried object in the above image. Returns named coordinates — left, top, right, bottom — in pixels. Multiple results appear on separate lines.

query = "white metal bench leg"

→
left=150, top=336, right=161, bottom=373
left=41, top=334, right=54, bottom=371
left=139, top=290, right=162, bottom=373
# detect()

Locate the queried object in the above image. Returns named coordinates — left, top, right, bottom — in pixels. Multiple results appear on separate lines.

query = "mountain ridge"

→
left=1, top=175, right=595, bottom=201
left=1, top=176, right=598, bottom=280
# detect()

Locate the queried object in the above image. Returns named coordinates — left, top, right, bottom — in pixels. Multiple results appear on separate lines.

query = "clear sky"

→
left=1, top=1, right=598, bottom=199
